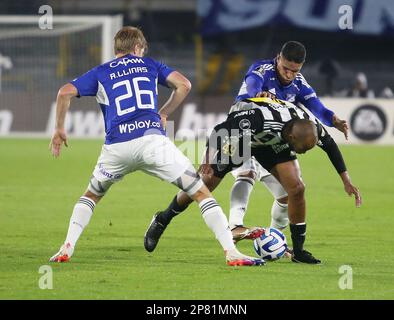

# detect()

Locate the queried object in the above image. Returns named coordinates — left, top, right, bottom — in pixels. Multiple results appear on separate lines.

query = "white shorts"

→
left=231, top=157, right=288, bottom=200
left=88, top=135, right=202, bottom=196
left=231, top=157, right=271, bottom=181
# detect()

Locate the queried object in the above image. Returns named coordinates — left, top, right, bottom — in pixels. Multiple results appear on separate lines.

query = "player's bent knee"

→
left=88, top=176, right=112, bottom=197
left=190, top=186, right=212, bottom=203
left=83, top=190, right=102, bottom=204
left=288, top=182, right=305, bottom=198
left=237, top=170, right=257, bottom=181
left=172, top=166, right=204, bottom=198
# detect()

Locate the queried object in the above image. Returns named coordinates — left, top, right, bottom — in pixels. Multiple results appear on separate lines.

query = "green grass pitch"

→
left=1, top=138, right=393, bottom=299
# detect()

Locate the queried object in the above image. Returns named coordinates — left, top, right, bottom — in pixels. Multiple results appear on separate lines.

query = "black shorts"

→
left=210, top=154, right=248, bottom=179
left=252, top=144, right=297, bottom=172
left=210, top=144, right=297, bottom=179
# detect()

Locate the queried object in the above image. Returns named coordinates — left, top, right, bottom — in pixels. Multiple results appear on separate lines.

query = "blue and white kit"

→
left=71, top=54, right=203, bottom=197
left=232, top=58, right=336, bottom=183
left=71, top=54, right=172, bottom=145
left=235, top=58, right=334, bottom=126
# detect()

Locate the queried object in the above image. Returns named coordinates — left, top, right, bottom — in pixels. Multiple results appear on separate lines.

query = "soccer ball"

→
left=253, top=227, right=287, bottom=260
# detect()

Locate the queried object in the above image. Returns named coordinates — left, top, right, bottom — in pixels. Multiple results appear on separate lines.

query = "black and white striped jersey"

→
left=226, top=97, right=327, bottom=148
left=209, top=97, right=346, bottom=174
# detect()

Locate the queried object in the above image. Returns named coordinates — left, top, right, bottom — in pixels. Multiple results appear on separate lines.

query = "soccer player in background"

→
left=49, top=26, right=264, bottom=267
left=228, top=41, right=359, bottom=241
left=145, top=97, right=362, bottom=264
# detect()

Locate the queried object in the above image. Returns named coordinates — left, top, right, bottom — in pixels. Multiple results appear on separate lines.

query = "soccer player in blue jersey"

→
left=228, top=41, right=360, bottom=242
left=48, top=26, right=263, bottom=266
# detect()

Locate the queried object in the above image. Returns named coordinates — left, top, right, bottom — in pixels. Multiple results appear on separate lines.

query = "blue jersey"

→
left=235, top=58, right=334, bottom=126
left=71, top=54, right=174, bottom=144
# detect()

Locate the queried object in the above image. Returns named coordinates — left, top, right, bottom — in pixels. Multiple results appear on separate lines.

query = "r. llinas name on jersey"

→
left=110, top=66, right=148, bottom=80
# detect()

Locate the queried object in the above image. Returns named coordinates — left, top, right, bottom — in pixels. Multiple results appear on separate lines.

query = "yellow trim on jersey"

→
left=245, top=97, right=285, bottom=103
left=245, top=97, right=296, bottom=109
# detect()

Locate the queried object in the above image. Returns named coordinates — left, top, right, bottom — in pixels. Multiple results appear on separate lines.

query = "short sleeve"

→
left=244, top=63, right=272, bottom=97
left=248, top=63, right=271, bottom=82
left=70, top=67, right=98, bottom=97
left=156, top=61, right=175, bottom=87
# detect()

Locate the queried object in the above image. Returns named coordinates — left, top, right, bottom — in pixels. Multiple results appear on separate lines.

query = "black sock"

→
left=290, top=223, right=306, bottom=254
left=156, top=195, right=189, bottom=226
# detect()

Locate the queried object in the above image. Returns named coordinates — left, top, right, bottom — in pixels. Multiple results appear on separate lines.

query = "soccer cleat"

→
left=231, top=225, right=264, bottom=243
left=225, top=248, right=266, bottom=266
left=49, top=242, right=74, bottom=263
left=144, top=212, right=167, bottom=252
left=291, top=250, right=321, bottom=264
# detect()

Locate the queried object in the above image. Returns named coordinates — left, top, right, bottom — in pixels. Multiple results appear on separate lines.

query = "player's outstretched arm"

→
left=332, top=114, right=349, bottom=140
left=317, top=127, right=361, bottom=207
left=158, top=71, right=191, bottom=121
left=299, top=85, right=349, bottom=139
left=49, top=83, right=78, bottom=157
left=340, top=171, right=362, bottom=208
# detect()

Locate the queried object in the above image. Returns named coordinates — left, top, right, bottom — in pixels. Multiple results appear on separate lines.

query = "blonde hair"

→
left=114, top=26, right=148, bottom=55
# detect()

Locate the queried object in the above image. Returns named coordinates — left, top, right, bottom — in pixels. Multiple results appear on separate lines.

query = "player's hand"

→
left=344, top=182, right=362, bottom=208
left=332, top=114, right=349, bottom=140
left=49, top=128, right=68, bottom=158
left=256, top=91, right=276, bottom=100
left=199, top=163, right=214, bottom=177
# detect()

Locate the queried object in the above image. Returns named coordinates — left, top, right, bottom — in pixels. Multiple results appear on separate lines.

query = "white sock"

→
left=199, top=198, right=235, bottom=251
left=270, top=200, right=289, bottom=230
left=65, top=196, right=95, bottom=248
left=229, top=177, right=255, bottom=230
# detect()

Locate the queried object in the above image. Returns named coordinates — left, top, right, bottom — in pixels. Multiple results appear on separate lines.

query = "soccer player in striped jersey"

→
left=229, top=41, right=354, bottom=242
left=145, top=97, right=361, bottom=264
left=48, top=26, right=264, bottom=267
